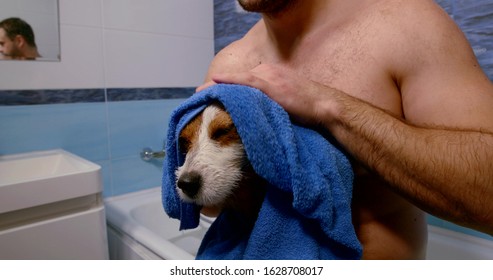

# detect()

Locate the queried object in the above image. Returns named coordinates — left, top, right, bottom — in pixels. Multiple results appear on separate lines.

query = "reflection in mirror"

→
left=0, top=0, right=60, bottom=61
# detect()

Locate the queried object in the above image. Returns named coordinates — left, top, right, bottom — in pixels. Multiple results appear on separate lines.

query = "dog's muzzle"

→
left=177, top=171, right=202, bottom=198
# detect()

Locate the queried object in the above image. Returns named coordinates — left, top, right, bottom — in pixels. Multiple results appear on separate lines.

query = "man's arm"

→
left=212, top=63, right=493, bottom=235
left=329, top=90, right=493, bottom=234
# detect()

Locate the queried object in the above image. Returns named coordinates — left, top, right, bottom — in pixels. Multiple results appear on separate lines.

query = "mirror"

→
left=0, top=0, right=60, bottom=61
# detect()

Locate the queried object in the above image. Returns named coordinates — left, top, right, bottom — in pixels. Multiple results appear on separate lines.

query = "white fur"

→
left=175, top=105, right=246, bottom=206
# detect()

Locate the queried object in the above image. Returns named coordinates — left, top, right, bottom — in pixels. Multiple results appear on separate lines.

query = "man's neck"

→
left=23, top=46, right=40, bottom=60
left=262, top=0, right=372, bottom=59
left=260, top=0, right=373, bottom=52
left=260, top=0, right=353, bottom=59
left=261, top=0, right=324, bottom=43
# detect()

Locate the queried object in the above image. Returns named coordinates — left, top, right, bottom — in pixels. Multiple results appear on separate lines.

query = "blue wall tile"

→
left=0, top=103, right=109, bottom=161
left=0, top=89, right=189, bottom=198
left=107, top=99, right=185, bottom=159
left=95, top=160, right=113, bottom=198
left=109, top=156, right=164, bottom=196
left=106, top=98, right=186, bottom=196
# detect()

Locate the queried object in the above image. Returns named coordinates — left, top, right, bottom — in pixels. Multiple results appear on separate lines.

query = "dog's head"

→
left=175, top=103, right=248, bottom=212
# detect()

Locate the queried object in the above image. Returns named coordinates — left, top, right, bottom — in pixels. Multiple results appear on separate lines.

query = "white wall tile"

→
left=59, top=0, right=102, bottom=27
left=0, top=0, right=19, bottom=18
left=0, top=0, right=214, bottom=90
left=0, top=0, right=16, bottom=11
left=103, top=0, right=213, bottom=39
left=17, top=0, right=58, bottom=16
left=0, top=25, right=105, bottom=90
left=104, top=30, right=213, bottom=88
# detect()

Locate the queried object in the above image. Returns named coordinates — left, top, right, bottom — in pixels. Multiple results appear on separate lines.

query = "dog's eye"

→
left=211, top=125, right=234, bottom=141
left=178, top=136, right=191, bottom=153
left=210, top=124, right=241, bottom=146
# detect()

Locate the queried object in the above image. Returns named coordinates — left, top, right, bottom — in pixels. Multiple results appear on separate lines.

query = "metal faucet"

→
left=140, top=147, right=165, bottom=161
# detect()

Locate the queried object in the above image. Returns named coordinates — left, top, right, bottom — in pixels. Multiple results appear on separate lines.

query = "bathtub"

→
left=105, top=187, right=493, bottom=260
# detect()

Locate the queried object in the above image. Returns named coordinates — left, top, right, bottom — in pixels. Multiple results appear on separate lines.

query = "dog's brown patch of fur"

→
left=179, top=113, right=202, bottom=153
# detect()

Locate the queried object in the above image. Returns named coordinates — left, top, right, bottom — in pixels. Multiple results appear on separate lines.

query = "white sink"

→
left=0, top=149, right=108, bottom=259
left=0, top=149, right=102, bottom=214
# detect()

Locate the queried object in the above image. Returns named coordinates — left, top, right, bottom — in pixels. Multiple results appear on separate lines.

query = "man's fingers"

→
left=212, top=72, right=266, bottom=91
left=195, top=81, right=217, bottom=92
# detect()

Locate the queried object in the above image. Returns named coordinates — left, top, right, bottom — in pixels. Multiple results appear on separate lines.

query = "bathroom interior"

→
left=1, top=0, right=492, bottom=260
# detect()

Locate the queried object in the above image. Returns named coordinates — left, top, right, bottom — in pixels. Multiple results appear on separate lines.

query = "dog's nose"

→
left=177, top=171, right=202, bottom=198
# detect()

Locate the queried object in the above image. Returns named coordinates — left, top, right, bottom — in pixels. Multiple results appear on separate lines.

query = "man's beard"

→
left=237, top=0, right=294, bottom=15
left=5, top=46, right=23, bottom=59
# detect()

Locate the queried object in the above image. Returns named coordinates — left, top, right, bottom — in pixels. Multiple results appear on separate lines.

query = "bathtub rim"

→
left=105, top=187, right=493, bottom=260
left=105, top=187, right=196, bottom=260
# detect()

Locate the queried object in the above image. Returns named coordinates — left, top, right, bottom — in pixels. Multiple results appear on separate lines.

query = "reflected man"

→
left=0, top=17, right=40, bottom=60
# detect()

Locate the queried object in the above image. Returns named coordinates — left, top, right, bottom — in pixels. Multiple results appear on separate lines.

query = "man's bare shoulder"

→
left=370, top=1, right=460, bottom=51
left=381, top=0, right=469, bottom=55
left=370, top=0, right=477, bottom=79
left=208, top=40, right=252, bottom=73
left=204, top=21, right=265, bottom=82
left=377, top=0, right=493, bottom=129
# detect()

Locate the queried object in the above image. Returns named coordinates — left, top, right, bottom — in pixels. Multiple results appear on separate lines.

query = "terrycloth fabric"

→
left=162, top=84, right=362, bottom=259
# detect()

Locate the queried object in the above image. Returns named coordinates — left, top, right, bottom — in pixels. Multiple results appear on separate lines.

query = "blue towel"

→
left=162, top=84, right=362, bottom=259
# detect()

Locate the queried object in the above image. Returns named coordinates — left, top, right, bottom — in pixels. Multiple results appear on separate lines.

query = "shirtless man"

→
left=198, top=0, right=493, bottom=259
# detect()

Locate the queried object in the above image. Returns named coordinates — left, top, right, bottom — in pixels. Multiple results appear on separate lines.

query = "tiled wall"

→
left=0, top=0, right=214, bottom=196
left=0, top=0, right=214, bottom=90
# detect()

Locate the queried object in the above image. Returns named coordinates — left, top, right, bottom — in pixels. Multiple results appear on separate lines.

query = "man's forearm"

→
left=327, top=93, right=493, bottom=234
left=208, top=65, right=493, bottom=233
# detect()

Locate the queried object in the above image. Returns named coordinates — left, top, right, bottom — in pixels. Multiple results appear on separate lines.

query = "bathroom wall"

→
left=0, top=0, right=214, bottom=196
left=1, top=0, right=492, bottom=242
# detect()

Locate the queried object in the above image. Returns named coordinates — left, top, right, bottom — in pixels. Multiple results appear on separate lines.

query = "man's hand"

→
left=199, top=64, right=340, bottom=128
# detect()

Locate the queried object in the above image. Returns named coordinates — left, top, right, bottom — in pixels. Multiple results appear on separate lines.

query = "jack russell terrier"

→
left=175, top=102, right=267, bottom=220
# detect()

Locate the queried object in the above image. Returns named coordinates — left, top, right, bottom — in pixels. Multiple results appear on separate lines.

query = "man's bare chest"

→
left=248, top=43, right=402, bottom=114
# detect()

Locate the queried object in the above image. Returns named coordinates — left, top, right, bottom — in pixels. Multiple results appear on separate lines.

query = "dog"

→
left=175, top=102, right=267, bottom=220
